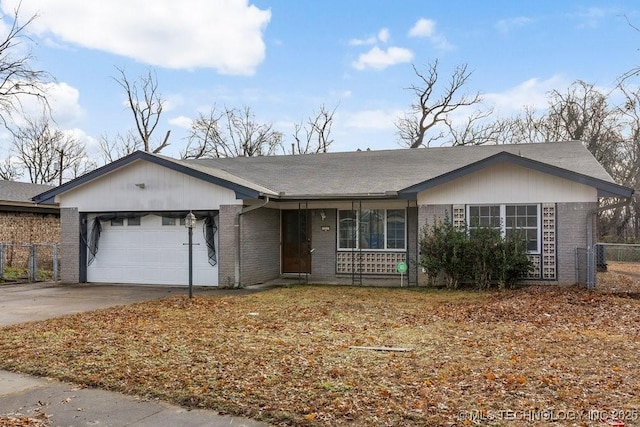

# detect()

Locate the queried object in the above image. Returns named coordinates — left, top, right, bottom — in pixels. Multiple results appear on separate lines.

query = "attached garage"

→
left=86, top=213, right=219, bottom=286
left=34, top=152, right=273, bottom=287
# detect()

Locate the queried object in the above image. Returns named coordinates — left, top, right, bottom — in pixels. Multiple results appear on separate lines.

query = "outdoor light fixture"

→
left=185, top=211, right=196, bottom=229
left=320, top=210, right=326, bottom=221
left=185, top=211, right=196, bottom=298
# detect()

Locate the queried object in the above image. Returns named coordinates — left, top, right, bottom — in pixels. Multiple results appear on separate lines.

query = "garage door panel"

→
left=87, top=214, right=218, bottom=286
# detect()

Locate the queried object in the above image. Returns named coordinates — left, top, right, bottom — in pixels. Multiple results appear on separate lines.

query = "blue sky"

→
left=1, top=0, right=639, bottom=161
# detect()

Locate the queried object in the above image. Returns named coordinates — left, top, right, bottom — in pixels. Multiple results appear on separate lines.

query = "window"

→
left=110, top=218, right=124, bottom=226
left=469, top=205, right=500, bottom=228
left=338, top=209, right=406, bottom=250
left=162, top=216, right=176, bottom=226
left=505, top=205, right=538, bottom=252
left=338, top=210, right=356, bottom=249
left=162, top=216, right=187, bottom=226
left=468, top=204, right=540, bottom=253
left=386, top=209, right=406, bottom=249
left=127, top=217, right=141, bottom=226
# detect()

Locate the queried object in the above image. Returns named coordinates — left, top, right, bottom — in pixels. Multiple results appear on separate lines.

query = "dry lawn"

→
left=0, top=285, right=639, bottom=426
left=600, top=261, right=640, bottom=294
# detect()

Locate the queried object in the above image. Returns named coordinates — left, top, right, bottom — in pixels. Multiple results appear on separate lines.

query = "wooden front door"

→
left=282, top=210, right=311, bottom=273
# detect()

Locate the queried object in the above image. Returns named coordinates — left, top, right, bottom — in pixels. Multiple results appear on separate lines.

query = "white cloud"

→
left=168, top=115, right=193, bottom=129
left=1, top=0, right=271, bottom=75
left=349, top=35, right=377, bottom=46
left=46, top=82, right=85, bottom=125
left=408, top=18, right=453, bottom=50
left=495, top=16, right=534, bottom=34
left=377, top=28, right=390, bottom=43
left=344, top=109, right=403, bottom=130
left=349, top=28, right=390, bottom=46
left=409, top=18, right=436, bottom=37
left=483, top=75, right=569, bottom=114
left=572, top=6, right=612, bottom=29
left=352, top=46, right=413, bottom=70
left=13, top=81, right=84, bottom=127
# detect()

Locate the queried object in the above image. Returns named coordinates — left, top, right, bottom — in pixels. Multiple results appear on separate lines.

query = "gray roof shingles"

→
left=34, top=140, right=631, bottom=203
left=0, top=180, right=54, bottom=204
left=182, top=141, right=618, bottom=197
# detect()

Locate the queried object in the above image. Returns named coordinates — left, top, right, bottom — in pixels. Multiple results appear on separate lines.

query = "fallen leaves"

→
left=0, top=285, right=639, bottom=426
left=0, top=413, right=50, bottom=427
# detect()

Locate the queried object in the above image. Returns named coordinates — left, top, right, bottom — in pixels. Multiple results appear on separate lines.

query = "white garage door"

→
left=87, top=214, right=219, bottom=286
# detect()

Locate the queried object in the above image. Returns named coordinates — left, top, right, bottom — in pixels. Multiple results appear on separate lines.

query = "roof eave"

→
left=398, top=151, right=634, bottom=199
left=274, top=192, right=399, bottom=201
left=32, top=151, right=266, bottom=203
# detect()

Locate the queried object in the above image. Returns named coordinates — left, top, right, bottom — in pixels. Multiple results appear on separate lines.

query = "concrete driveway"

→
left=0, top=282, right=254, bottom=326
left=0, top=282, right=268, bottom=427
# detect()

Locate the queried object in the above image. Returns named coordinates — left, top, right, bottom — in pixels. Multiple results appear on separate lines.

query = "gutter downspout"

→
left=234, top=196, right=270, bottom=288
left=586, top=196, right=632, bottom=289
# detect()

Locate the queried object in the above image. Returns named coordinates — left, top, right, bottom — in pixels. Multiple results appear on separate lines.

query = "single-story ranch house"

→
left=33, top=140, right=633, bottom=287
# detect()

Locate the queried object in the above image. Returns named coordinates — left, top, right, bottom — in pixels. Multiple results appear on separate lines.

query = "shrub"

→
left=419, top=216, right=470, bottom=289
left=419, top=217, right=533, bottom=290
left=497, top=231, right=534, bottom=289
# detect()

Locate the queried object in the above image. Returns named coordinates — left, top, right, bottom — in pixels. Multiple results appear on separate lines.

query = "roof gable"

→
left=33, top=151, right=272, bottom=204
left=397, top=151, right=633, bottom=199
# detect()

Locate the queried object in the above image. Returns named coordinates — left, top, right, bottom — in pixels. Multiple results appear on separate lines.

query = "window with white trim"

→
left=338, top=209, right=406, bottom=250
left=468, top=204, right=540, bottom=253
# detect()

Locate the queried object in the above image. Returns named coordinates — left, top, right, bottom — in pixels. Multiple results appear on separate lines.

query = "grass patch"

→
left=0, top=285, right=639, bottom=426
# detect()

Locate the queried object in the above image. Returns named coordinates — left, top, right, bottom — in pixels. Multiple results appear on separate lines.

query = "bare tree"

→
left=291, top=103, right=338, bottom=154
left=0, top=158, right=21, bottom=181
left=10, top=116, right=91, bottom=184
left=180, top=106, right=282, bottom=158
left=446, top=108, right=513, bottom=146
left=113, top=67, right=170, bottom=154
left=617, top=16, right=640, bottom=84
left=98, top=130, right=142, bottom=163
left=180, top=108, right=224, bottom=159
left=396, top=60, right=482, bottom=148
left=0, top=6, right=52, bottom=128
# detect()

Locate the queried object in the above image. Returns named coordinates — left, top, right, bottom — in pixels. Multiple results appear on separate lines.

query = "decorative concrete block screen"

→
left=336, top=251, right=407, bottom=274
left=542, top=203, right=556, bottom=280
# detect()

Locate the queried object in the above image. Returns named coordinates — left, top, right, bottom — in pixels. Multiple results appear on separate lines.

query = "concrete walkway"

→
left=0, top=371, right=266, bottom=426
left=0, top=282, right=269, bottom=427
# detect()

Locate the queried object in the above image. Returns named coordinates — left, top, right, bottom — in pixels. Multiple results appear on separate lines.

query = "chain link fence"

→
left=598, top=243, right=640, bottom=263
left=0, top=243, right=59, bottom=283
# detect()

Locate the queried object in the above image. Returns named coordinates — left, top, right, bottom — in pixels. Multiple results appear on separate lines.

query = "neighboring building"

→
left=34, top=141, right=633, bottom=287
left=0, top=180, right=60, bottom=269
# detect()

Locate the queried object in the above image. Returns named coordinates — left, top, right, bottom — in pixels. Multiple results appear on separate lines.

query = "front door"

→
left=282, top=210, right=311, bottom=273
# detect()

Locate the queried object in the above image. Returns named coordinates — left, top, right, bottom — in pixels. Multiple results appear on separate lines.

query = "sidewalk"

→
left=0, top=370, right=267, bottom=427
left=0, top=282, right=274, bottom=426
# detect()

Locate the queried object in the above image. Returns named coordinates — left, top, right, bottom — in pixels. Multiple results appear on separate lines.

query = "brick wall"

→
left=60, top=207, right=79, bottom=283
left=418, top=204, right=449, bottom=231
left=218, top=205, right=242, bottom=287
left=0, top=211, right=60, bottom=269
left=407, top=206, right=418, bottom=285
left=240, top=207, right=280, bottom=285
left=417, top=204, right=449, bottom=285
left=557, top=202, right=596, bottom=285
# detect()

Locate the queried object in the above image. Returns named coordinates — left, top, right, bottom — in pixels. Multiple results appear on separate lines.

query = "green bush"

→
left=419, top=216, right=533, bottom=290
